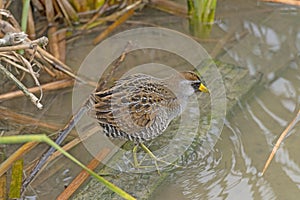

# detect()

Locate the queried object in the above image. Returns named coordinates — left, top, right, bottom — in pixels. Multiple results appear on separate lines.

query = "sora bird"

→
left=90, top=71, right=209, bottom=169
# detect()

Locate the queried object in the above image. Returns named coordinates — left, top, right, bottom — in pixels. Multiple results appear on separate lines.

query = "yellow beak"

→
left=199, top=83, right=209, bottom=93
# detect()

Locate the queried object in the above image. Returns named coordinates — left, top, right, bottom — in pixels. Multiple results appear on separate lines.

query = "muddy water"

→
left=10, top=0, right=300, bottom=199
left=151, top=0, right=300, bottom=199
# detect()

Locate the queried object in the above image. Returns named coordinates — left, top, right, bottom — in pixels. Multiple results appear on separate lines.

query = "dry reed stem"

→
left=27, top=126, right=100, bottom=187
left=36, top=45, right=86, bottom=83
left=31, top=0, right=44, bottom=11
left=149, top=0, right=187, bottom=17
left=48, top=26, right=60, bottom=60
left=58, top=0, right=79, bottom=23
left=0, top=106, right=61, bottom=131
left=27, top=5, right=36, bottom=39
left=93, top=8, right=135, bottom=44
left=18, top=53, right=43, bottom=99
left=97, top=42, right=132, bottom=90
left=262, top=0, right=300, bottom=6
left=0, top=31, right=76, bottom=109
left=55, top=0, right=73, bottom=26
left=0, top=56, right=30, bottom=72
left=0, top=78, right=74, bottom=101
left=0, top=142, right=38, bottom=177
left=0, top=9, right=21, bottom=31
left=57, top=29, right=67, bottom=62
left=0, top=36, right=48, bottom=52
left=0, top=174, right=6, bottom=200
left=45, top=0, right=54, bottom=21
left=261, top=109, right=300, bottom=175
left=80, top=2, right=108, bottom=30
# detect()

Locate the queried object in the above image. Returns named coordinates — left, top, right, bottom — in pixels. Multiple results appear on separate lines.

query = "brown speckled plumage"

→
left=90, top=71, right=208, bottom=143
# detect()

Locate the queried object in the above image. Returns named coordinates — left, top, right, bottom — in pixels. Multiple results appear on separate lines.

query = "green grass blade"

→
left=21, top=0, right=31, bottom=32
left=0, top=135, right=136, bottom=200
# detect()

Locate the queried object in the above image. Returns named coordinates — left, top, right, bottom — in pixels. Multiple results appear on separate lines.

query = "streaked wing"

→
left=90, top=74, right=179, bottom=141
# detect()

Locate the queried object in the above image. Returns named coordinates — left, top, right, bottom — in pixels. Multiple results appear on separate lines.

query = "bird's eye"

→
left=191, top=82, right=201, bottom=91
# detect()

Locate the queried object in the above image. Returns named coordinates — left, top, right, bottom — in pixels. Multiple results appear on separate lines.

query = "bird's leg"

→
left=140, top=143, right=181, bottom=168
left=132, top=143, right=160, bottom=174
left=140, top=143, right=161, bottom=174
left=132, top=143, right=180, bottom=174
left=132, top=144, right=139, bottom=168
left=132, top=144, right=154, bottom=166
left=141, top=143, right=176, bottom=165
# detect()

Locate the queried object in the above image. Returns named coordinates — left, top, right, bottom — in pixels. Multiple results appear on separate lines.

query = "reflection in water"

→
left=255, top=97, right=287, bottom=127
left=153, top=69, right=299, bottom=199
left=153, top=1, right=300, bottom=199
left=157, top=66, right=299, bottom=199
left=270, top=77, right=297, bottom=112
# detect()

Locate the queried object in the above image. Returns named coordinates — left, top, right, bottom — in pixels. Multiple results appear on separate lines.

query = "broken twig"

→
left=0, top=63, right=43, bottom=109
left=0, top=36, right=48, bottom=52
left=261, top=109, right=300, bottom=175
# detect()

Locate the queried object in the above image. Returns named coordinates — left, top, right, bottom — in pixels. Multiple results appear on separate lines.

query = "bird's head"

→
left=179, top=71, right=209, bottom=94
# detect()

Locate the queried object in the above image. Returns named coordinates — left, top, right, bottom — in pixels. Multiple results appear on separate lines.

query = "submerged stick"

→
left=261, top=109, right=300, bottom=175
left=25, top=126, right=101, bottom=188
left=21, top=99, right=91, bottom=193
left=0, top=142, right=38, bottom=177
left=57, top=148, right=111, bottom=200
left=0, top=135, right=136, bottom=200
left=0, top=106, right=60, bottom=131
left=0, top=79, right=74, bottom=101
